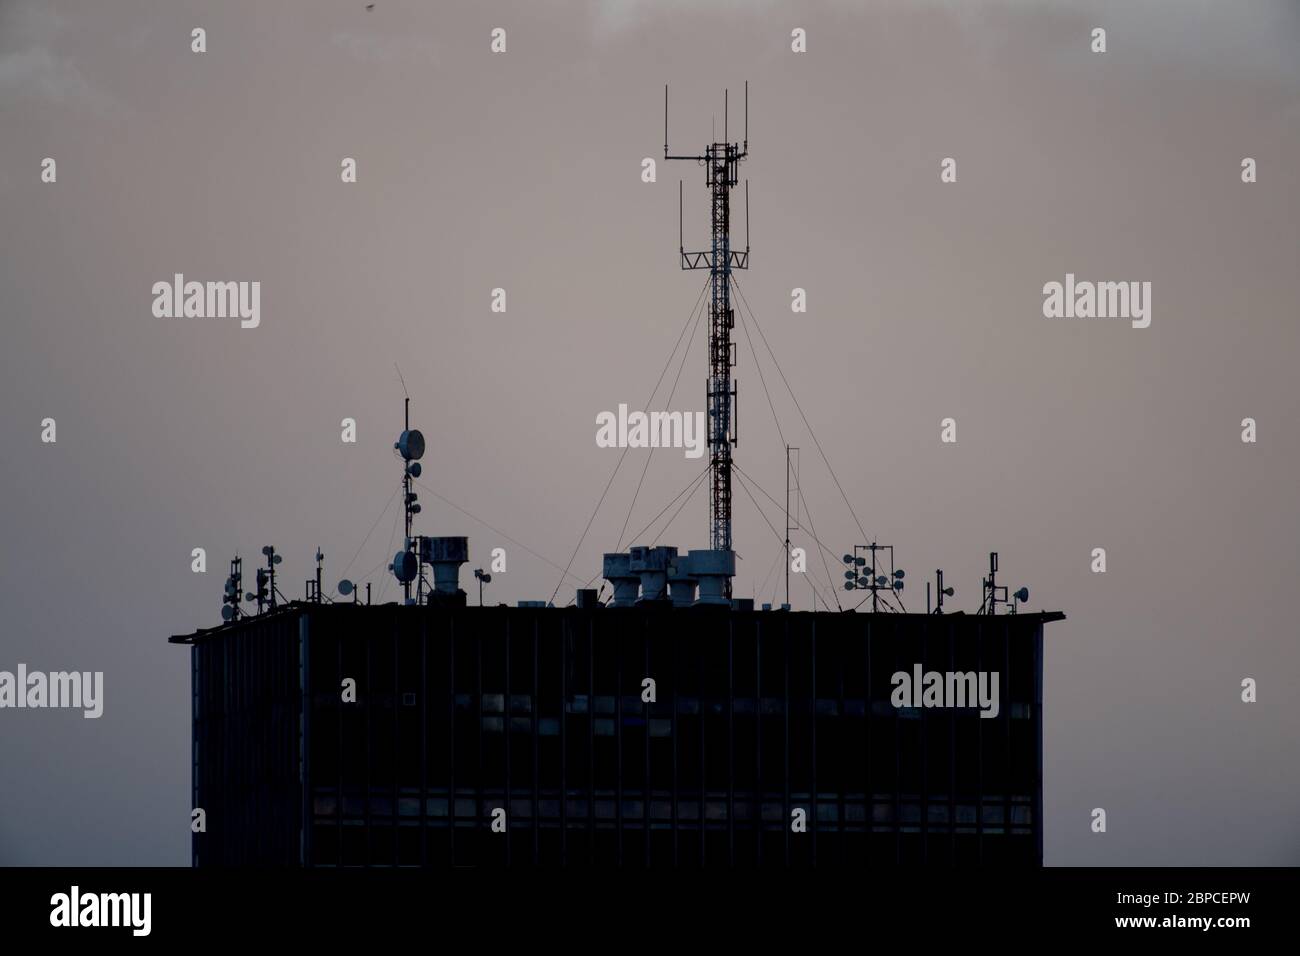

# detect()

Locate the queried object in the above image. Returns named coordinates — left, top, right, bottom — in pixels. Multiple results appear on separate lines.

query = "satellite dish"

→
left=843, top=582, right=854, bottom=591
left=410, top=503, right=422, bottom=514
left=482, top=573, right=492, bottom=583
left=338, top=579, right=355, bottom=596
left=875, top=576, right=888, bottom=587
left=893, top=569, right=905, bottom=578
left=221, top=606, right=235, bottom=621
left=941, top=586, right=955, bottom=597
left=272, top=554, right=282, bottom=564
left=392, top=550, right=418, bottom=583
left=245, top=592, right=256, bottom=601
left=224, top=580, right=236, bottom=595
left=842, top=554, right=852, bottom=564
left=844, top=570, right=855, bottom=580
left=893, top=580, right=904, bottom=591
left=407, top=462, right=422, bottom=478
left=855, top=557, right=867, bottom=566
left=1014, top=587, right=1029, bottom=603
left=262, top=546, right=273, bottom=556
left=398, top=429, right=426, bottom=461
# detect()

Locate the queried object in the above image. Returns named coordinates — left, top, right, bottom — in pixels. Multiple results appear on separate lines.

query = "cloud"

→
left=330, top=31, right=441, bottom=65
left=0, top=3, right=123, bottom=115
left=0, top=46, right=91, bottom=101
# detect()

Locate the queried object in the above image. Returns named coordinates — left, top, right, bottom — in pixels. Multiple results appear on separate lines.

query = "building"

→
left=171, top=600, right=1063, bottom=866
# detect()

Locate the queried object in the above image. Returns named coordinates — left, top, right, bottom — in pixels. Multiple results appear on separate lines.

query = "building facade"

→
left=174, top=604, right=1062, bottom=866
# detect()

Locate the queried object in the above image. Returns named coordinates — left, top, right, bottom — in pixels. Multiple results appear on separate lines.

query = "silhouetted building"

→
left=171, top=602, right=1063, bottom=866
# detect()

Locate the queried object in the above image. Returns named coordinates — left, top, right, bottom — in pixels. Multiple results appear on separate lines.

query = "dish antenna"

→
left=338, top=578, right=359, bottom=604
left=392, top=391, right=427, bottom=604
left=397, top=430, right=425, bottom=462
left=260, top=546, right=283, bottom=610
left=979, top=552, right=1029, bottom=614
left=220, top=557, right=243, bottom=624
left=391, top=550, right=418, bottom=585
left=841, top=542, right=905, bottom=612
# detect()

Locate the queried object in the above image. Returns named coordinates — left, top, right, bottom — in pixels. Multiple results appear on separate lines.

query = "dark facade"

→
left=173, top=603, right=1063, bottom=866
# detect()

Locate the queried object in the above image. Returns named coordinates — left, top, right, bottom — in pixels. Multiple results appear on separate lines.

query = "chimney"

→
left=420, top=536, right=468, bottom=595
left=667, top=554, right=697, bottom=607
left=602, top=552, right=640, bottom=607
left=629, top=545, right=676, bottom=603
left=687, top=549, right=734, bottom=606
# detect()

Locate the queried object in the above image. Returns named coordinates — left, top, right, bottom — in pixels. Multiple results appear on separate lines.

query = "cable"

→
left=328, top=482, right=402, bottom=600
left=616, top=276, right=710, bottom=551
left=649, top=468, right=708, bottom=547
left=412, top=477, right=586, bottom=586
left=734, top=289, right=788, bottom=450
left=375, top=486, right=405, bottom=604
left=569, top=464, right=712, bottom=604
left=549, top=274, right=712, bottom=604
left=734, top=468, right=836, bottom=611
left=731, top=276, right=872, bottom=546
left=733, top=462, right=842, bottom=611
left=757, top=539, right=787, bottom=605
left=791, top=469, right=844, bottom=612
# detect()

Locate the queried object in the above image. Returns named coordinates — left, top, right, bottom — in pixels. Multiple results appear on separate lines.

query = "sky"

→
left=0, top=0, right=1297, bottom=865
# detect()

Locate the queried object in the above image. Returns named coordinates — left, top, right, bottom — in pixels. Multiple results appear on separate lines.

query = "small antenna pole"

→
left=393, top=387, right=426, bottom=606
left=679, top=180, right=684, bottom=256
left=664, top=84, right=669, bottom=157
left=744, top=80, right=748, bottom=151
left=784, top=444, right=791, bottom=608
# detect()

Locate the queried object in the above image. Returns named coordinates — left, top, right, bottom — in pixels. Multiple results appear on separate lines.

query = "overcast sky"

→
left=1, top=0, right=1297, bottom=865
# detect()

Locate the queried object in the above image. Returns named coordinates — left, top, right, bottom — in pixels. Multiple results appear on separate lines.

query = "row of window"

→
left=318, top=692, right=1034, bottom=721
left=307, top=824, right=1040, bottom=866
left=311, top=790, right=1034, bottom=825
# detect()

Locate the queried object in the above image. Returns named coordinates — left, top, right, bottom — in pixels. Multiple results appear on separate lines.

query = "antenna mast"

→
left=785, top=444, right=798, bottom=608
left=391, top=387, right=426, bottom=605
left=665, top=82, right=750, bottom=559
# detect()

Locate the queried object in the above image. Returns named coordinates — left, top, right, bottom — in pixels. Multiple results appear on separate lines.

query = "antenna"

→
left=474, top=568, right=492, bottom=606
left=842, top=542, right=905, bottom=612
left=978, top=551, right=1026, bottom=614
left=784, top=445, right=800, bottom=608
left=338, top=578, right=357, bottom=604
left=221, top=557, right=243, bottom=623
left=933, top=568, right=954, bottom=615
left=313, top=548, right=324, bottom=604
left=260, top=545, right=283, bottom=609
left=662, top=81, right=751, bottom=564
left=392, top=399, right=426, bottom=605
